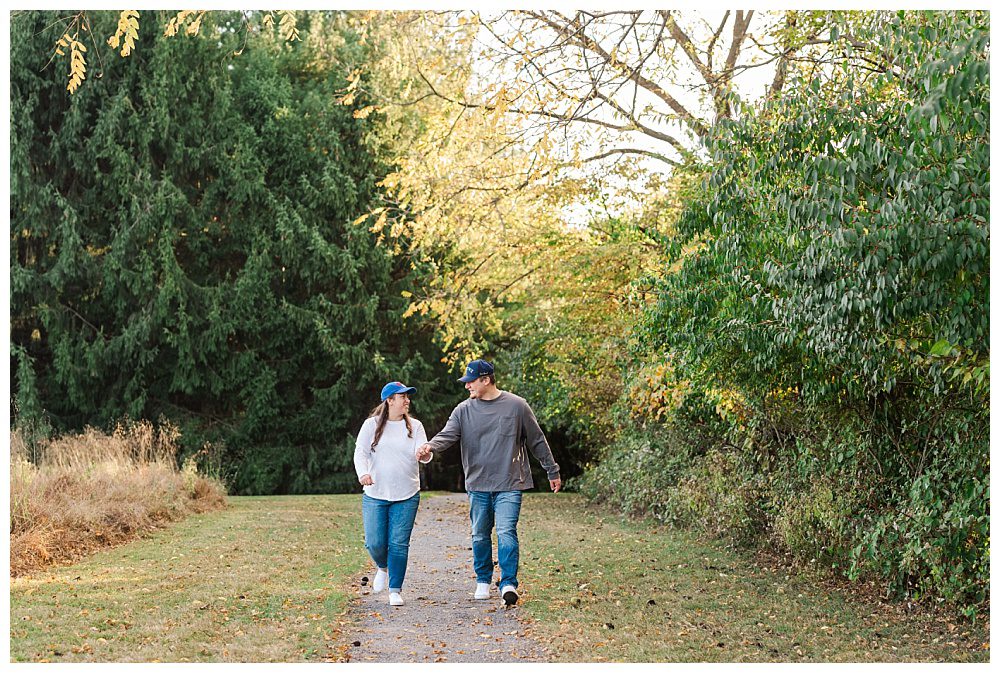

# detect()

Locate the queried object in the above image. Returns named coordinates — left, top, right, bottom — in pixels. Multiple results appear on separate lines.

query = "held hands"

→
left=415, top=443, right=433, bottom=462
left=359, top=474, right=374, bottom=486
left=550, top=478, right=562, bottom=493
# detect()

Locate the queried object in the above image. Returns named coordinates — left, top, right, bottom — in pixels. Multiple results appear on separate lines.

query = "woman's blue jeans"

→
left=468, top=490, right=522, bottom=589
left=362, top=492, right=420, bottom=591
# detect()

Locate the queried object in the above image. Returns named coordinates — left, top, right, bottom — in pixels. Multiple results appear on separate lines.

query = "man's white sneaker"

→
left=372, top=568, right=388, bottom=593
left=474, top=582, right=491, bottom=600
left=500, top=584, right=519, bottom=606
left=389, top=592, right=404, bottom=606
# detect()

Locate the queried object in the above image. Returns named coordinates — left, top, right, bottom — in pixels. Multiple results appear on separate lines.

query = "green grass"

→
left=516, top=493, right=989, bottom=663
left=11, top=491, right=989, bottom=663
left=10, top=495, right=367, bottom=663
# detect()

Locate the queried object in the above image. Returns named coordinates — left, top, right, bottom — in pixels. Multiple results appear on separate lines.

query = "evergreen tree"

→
left=11, top=10, right=456, bottom=494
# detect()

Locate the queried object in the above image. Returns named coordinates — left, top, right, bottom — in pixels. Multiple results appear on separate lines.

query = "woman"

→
left=353, top=381, right=432, bottom=607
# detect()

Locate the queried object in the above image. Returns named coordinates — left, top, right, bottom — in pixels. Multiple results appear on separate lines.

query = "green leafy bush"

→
left=580, top=422, right=702, bottom=523
left=774, top=478, right=858, bottom=566
left=850, top=435, right=989, bottom=609
left=588, top=11, right=989, bottom=616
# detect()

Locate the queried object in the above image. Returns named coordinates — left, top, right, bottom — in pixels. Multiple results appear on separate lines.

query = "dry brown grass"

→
left=10, top=420, right=226, bottom=576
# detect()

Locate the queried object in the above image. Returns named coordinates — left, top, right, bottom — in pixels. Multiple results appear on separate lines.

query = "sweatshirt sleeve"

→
left=415, top=420, right=432, bottom=464
left=354, top=418, right=375, bottom=480
left=521, top=401, right=560, bottom=480
left=426, top=405, right=462, bottom=453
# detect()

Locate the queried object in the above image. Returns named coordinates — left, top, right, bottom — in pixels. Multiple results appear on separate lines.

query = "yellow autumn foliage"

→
left=704, top=387, right=750, bottom=426
left=56, top=33, right=87, bottom=94
left=164, top=10, right=197, bottom=38
left=277, top=10, right=300, bottom=42
left=56, top=10, right=305, bottom=94
left=107, top=9, right=139, bottom=57
left=627, top=360, right=692, bottom=421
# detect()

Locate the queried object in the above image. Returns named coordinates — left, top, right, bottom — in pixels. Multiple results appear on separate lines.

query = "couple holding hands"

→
left=353, top=359, right=561, bottom=608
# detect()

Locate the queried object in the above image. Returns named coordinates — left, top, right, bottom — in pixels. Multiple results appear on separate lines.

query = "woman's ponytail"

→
left=370, top=401, right=389, bottom=450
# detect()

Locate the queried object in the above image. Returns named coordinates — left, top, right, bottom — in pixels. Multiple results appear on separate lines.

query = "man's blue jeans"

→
left=362, top=492, right=420, bottom=591
left=468, top=490, right=523, bottom=589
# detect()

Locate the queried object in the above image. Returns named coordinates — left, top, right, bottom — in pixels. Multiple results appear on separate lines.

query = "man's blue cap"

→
left=381, top=381, right=417, bottom=401
left=458, top=359, right=494, bottom=383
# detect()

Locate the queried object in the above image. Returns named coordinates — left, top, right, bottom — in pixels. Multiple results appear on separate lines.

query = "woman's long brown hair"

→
left=369, top=398, right=414, bottom=451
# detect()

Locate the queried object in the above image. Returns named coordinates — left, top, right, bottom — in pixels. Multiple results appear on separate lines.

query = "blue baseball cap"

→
left=381, top=381, right=417, bottom=401
left=458, top=359, right=495, bottom=383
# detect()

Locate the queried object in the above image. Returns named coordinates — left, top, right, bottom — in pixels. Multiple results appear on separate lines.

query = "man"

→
left=416, top=358, right=561, bottom=606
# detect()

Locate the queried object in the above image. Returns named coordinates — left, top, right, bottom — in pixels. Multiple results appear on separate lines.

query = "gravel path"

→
left=342, top=493, right=551, bottom=663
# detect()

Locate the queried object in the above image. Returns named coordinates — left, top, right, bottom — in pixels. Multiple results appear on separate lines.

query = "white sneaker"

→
left=389, top=592, right=404, bottom=606
left=372, top=568, right=388, bottom=593
left=500, top=584, right=519, bottom=606
left=474, top=582, right=491, bottom=600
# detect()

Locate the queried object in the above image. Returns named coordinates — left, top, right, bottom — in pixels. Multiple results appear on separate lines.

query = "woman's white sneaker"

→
left=474, top=583, right=491, bottom=600
left=372, top=568, right=388, bottom=593
left=389, top=592, right=404, bottom=606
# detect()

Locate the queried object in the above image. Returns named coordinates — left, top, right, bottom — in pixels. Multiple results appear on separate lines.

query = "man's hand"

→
left=550, top=478, right=562, bottom=493
left=415, top=443, right=433, bottom=462
left=359, top=474, right=373, bottom=486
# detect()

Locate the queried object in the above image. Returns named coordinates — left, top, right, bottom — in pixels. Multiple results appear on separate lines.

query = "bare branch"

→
left=416, top=56, right=687, bottom=156
left=719, top=10, right=754, bottom=119
left=706, top=10, right=731, bottom=71
left=768, top=13, right=797, bottom=100
left=724, top=10, right=755, bottom=76
left=580, top=148, right=679, bottom=167
left=519, top=10, right=710, bottom=137
left=661, top=11, right=715, bottom=87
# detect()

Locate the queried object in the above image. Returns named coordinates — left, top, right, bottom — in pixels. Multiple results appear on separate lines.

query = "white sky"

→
left=457, top=10, right=789, bottom=222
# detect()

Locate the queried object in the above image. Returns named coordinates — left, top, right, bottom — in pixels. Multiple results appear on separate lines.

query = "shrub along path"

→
left=9, top=493, right=988, bottom=662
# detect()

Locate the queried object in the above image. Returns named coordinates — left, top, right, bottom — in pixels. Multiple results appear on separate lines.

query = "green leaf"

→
left=929, top=339, right=952, bottom=357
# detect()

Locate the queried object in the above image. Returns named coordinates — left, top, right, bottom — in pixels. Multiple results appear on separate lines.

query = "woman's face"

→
left=386, top=392, right=411, bottom=417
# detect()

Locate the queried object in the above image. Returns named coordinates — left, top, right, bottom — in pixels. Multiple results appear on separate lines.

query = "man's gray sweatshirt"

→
left=426, top=391, right=560, bottom=491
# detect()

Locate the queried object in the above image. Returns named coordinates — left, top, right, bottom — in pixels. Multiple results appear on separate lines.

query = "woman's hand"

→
left=359, top=474, right=374, bottom=486
left=415, top=444, right=433, bottom=462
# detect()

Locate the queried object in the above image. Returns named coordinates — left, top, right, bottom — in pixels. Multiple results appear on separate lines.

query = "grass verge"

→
left=517, top=493, right=989, bottom=663
left=10, top=423, right=226, bottom=576
left=10, top=495, right=367, bottom=662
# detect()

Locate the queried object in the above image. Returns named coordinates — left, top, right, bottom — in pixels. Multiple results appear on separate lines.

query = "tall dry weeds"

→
left=10, top=420, right=226, bottom=576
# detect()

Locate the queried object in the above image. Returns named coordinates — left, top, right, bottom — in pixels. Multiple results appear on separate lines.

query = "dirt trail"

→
left=342, top=493, right=550, bottom=663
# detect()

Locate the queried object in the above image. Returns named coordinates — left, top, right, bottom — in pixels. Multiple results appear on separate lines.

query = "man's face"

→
left=464, top=376, right=490, bottom=398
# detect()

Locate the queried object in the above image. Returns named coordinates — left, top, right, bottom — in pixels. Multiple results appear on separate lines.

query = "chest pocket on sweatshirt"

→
left=497, top=415, right=519, bottom=440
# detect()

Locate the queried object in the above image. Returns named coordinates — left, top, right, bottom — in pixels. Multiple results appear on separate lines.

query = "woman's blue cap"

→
left=381, top=381, right=417, bottom=401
